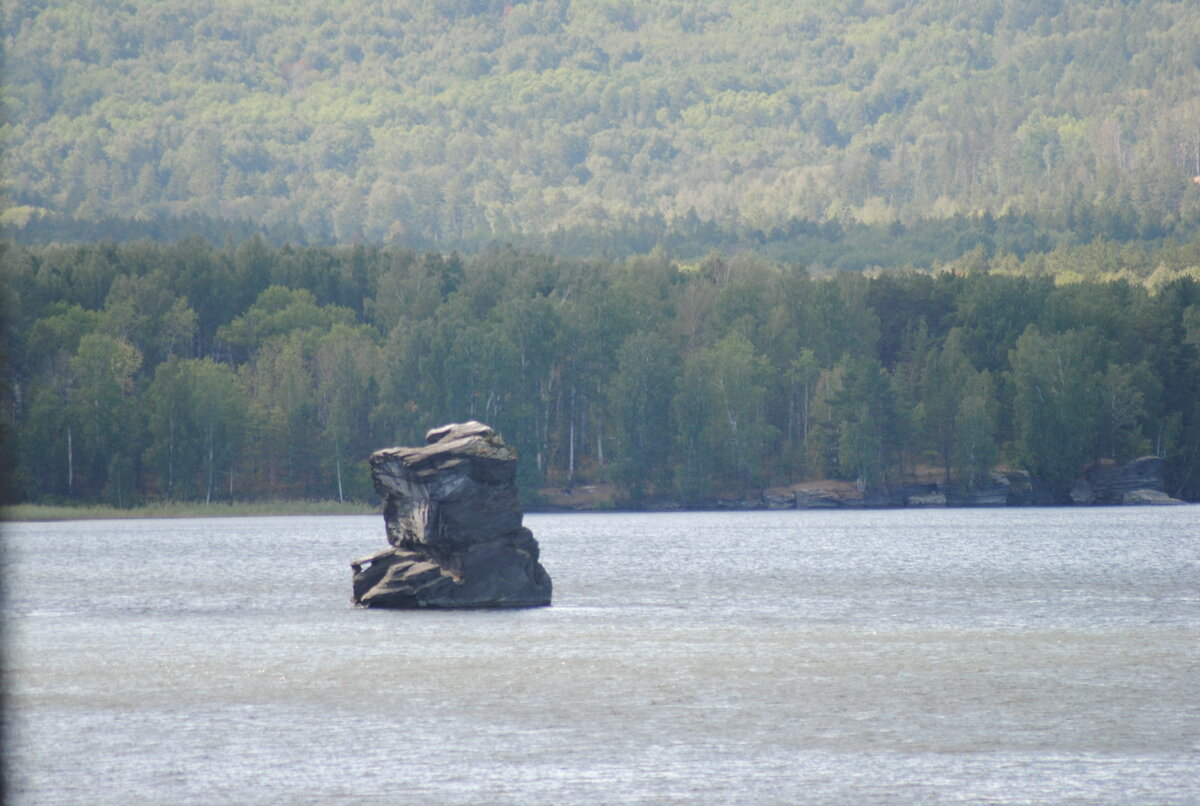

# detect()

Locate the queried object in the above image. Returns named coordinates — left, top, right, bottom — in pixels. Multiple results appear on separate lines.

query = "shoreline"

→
left=7, top=479, right=1193, bottom=522
left=2, top=500, right=379, bottom=522
left=526, top=499, right=1194, bottom=514
left=4, top=498, right=1192, bottom=523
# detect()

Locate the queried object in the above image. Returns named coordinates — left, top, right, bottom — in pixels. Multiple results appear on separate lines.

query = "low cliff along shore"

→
left=351, top=421, right=552, bottom=609
left=536, top=456, right=1187, bottom=511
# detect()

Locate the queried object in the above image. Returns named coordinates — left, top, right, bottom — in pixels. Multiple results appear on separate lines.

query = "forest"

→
left=4, top=0, right=1200, bottom=258
left=4, top=236, right=1200, bottom=507
left=4, top=0, right=1200, bottom=507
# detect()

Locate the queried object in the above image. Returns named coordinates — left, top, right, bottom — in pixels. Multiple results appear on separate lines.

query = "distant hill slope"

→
left=3, top=0, right=1199, bottom=252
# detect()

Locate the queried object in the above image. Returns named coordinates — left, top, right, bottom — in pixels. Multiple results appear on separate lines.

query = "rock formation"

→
left=1069, top=456, right=1184, bottom=505
left=351, top=421, right=552, bottom=608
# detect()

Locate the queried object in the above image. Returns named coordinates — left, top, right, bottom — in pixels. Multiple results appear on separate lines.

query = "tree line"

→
left=3, top=237, right=1199, bottom=506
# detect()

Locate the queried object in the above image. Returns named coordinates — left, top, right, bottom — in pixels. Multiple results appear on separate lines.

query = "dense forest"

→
left=4, top=237, right=1199, bottom=506
left=4, top=0, right=1200, bottom=257
left=3, top=0, right=1200, bottom=507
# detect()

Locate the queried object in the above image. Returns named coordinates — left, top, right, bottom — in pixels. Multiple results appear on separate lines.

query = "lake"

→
left=4, top=508, right=1198, bottom=804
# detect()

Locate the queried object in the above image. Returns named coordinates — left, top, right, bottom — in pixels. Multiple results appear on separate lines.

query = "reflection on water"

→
left=5, top=508, right=1199, bottom=804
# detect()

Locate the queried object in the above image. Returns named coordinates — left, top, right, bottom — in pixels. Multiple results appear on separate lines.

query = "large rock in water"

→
left=351, top=421, right=552, bottom=608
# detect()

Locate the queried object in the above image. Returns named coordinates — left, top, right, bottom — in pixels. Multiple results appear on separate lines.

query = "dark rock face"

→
left=351, top=421, right=552, bottom=608
left=1070, top=456, right=1183, bottom=505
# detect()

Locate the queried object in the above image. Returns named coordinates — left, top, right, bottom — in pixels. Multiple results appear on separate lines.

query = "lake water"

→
left=4, top=508, right=1198, bottom=804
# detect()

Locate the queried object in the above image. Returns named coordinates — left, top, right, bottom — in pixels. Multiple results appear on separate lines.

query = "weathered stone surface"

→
left=791, top=480, right=858, bottom=509
left=793, top=490, right=842, bottom=508
left=906, top=492, right=947, bottom=507
left=1069, top=478, right=1095, bottom=505
left=764, top=487, right=796, bottom=509
left=1071, top=456, right=1174, bottom=506
left=352, top=421, right=552, bottom=608
left=1121, top=488, right=1185, bottom=505
left=798, top=494, right=840, bottom=508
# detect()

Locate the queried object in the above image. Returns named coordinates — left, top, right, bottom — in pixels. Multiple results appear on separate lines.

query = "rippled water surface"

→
left=5, top=508, right=1199, bottom=804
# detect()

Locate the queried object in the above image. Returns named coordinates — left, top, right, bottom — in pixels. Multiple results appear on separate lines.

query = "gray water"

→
left=4, top=508, right=1198, bottom=804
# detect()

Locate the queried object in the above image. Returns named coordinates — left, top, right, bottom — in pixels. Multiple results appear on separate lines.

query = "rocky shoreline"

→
left=536, top=456, right=1189, bottom=512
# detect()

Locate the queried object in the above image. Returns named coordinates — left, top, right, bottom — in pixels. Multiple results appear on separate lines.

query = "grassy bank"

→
left=3, top=499, right=380, bottom=521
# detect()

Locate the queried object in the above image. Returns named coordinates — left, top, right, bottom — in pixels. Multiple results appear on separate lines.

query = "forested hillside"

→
left=4, top=239, right=1199, bottom=506
left=4, top=0, right=1200, bottom=257
left=4, top=1, right=1200, bottom=508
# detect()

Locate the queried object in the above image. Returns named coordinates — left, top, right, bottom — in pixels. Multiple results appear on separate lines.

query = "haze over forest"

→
left=3, top=0, right=1200, bottom=508
left=4, top=0, right=1200, bottom=258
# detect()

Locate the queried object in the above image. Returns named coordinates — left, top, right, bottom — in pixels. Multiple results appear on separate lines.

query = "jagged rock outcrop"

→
left=351, top=421, right=552, bottom=608
left=1070, top=456, right=1183, bottom=505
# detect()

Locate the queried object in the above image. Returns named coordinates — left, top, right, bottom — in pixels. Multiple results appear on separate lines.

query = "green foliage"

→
left=5, top=1, right=1200, bottom=257
left=314, top=323, right=382, bottom=501
left=679, top=331, right=778, bottom=493
left=1009, top=327, right=1105, bottom=495
left=607, top=329, right=677, bottom=503
left=4, top=238, right=1200, bottom=505
left=217, top=286, right=356, bottom=360
left=145, top=357, right=247, bottom=502
left=68, top=333, right=142, bottom=502
left=830, top=355, right=896, bottom=488
left=952, top=371, right=998, bottom=492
